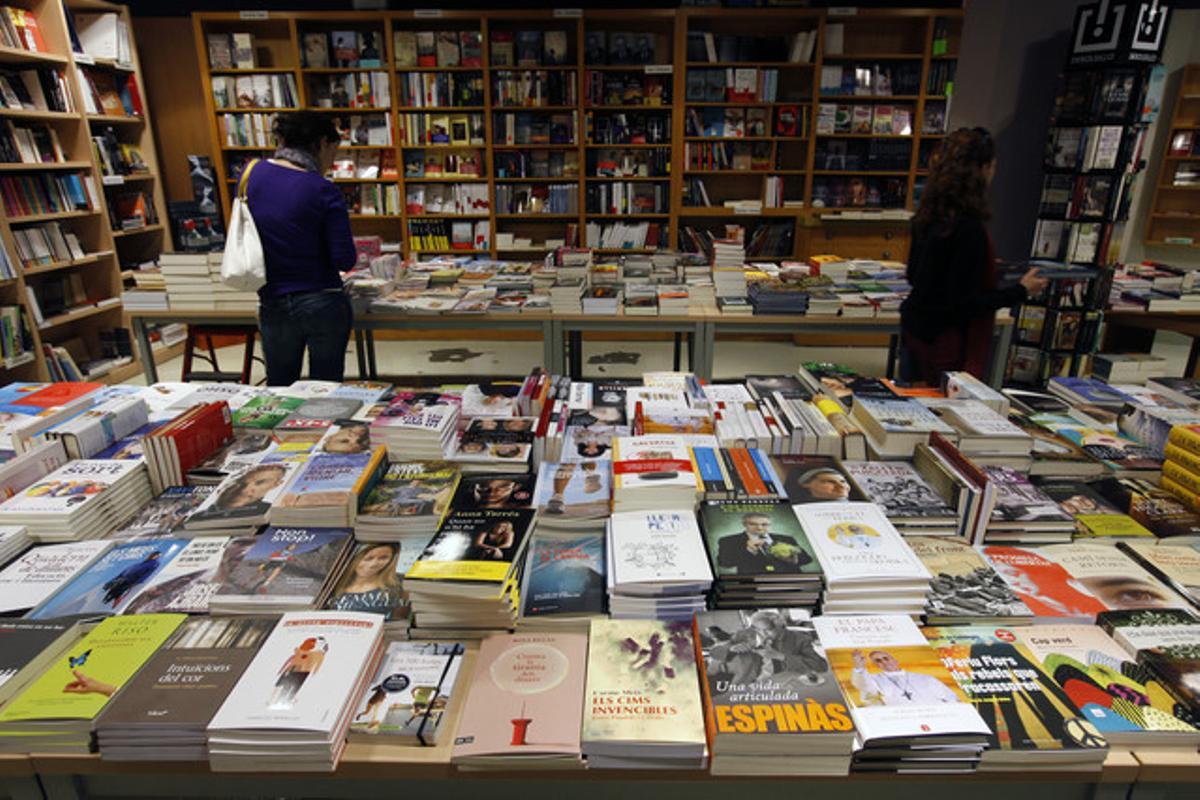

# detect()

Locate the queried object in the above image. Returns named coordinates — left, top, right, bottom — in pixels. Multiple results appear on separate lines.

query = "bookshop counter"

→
left=1105, top=310, right=1200, bottom=379
left=128, top=310, right=1015, bottom=387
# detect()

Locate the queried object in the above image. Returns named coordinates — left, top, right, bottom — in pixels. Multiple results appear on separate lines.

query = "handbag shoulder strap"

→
left=236, top=158, right=261, bottom=201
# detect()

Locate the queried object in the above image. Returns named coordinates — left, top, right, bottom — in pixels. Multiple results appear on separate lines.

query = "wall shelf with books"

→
left=1144, top=64, right=1200, bottom=248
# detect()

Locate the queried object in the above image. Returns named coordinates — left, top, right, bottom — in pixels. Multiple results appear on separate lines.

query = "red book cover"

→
left=171, top=402, right=233, bottom=476
left=981, top=545, right=1107, bottom=621
left=13, top=381, right=102, bottom=408
left=730, top=447, right=768, bottom=496
left=124, top=76, right=144, bottom=115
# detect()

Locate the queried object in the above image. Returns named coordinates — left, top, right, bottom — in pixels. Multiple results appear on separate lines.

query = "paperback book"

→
left=349, top=640, right=464, bottom=744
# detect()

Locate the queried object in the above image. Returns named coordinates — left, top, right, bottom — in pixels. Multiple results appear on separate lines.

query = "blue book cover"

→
left=29, top=538, right=188, bottom=618
left=748, top=447, right=786, bottom=496
left=1049, top=378, right=1137, bottom=408
left=691, top=446, right=728, bottom=494
left=519, top=532, right=606, bottom=619
left=0, top=383, right=46, bottom=415
left=94, top=420, right=166, bottom=461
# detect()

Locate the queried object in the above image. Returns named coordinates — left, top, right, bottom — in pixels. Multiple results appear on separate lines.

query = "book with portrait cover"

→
left=451, top=473, right=536, bottom=511
left=700, top=499, right=821, bottom=582
left=324, top=541, right=408, bottom=622
left=518, top=531, right=606, bottom=623
left=922, top=624, right=1108, bottom=766
left=452, top=632, right=588, bottom=768
left=907, top=536, right=1033, bottom=623
left=209, top=527, right=354, bottom=612
left=793, top=502, right=928, bottom=588
left=811, top=614, right=990, bottom=745
left=581, top=618, right=707, bottom=766
left=0, top=613, right=186, bottom=752
left=1014, top=623, right=1200, bottom=745
left=771, top=455, right=862, bottom=504
left=28, top=538, right=188, bottom=619
left=94, top=616, right=277, bottom=758
left=694, top=608, right=854, bottom=769
left=980, top=545, right=1107, bottom=622
left=1040, top=543, right=1184, bottom=613
left=349, top=640, right=464, bottom=744
left=185, top=458, right=303, bottom=531
left=406, top=508, right=534, bottom=585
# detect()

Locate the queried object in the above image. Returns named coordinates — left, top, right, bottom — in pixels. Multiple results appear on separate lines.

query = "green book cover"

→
left=231, top=395, right=305, bottom=429
left=0, top=614, right=185, bottom=723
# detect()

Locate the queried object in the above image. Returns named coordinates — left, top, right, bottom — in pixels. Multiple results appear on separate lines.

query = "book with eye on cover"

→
left=922, top=624, right=1109, bottom=768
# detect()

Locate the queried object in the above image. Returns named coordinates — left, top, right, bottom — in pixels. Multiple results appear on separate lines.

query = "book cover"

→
left=700, top=499, right=820, bottom=579
left=0, top=620, right=76, bottom=696
left=278, top=398, right=363, bottom=431
left=119, top=486, right=215, bottom=537
left=350, top=641, right=464, bottom=741
left=842, top=461, right=955, bottom=519
left=532, top=461, right=609, bottom=519
left=695, top=608, right=852, bottom=739
left=793, top=502, right=928, bottom=585
left=453, top=632, right=587, bottom=762
left=274, top=451, right=381, bottom=509
left=771, top=455, right=860, bottom=503
left=95, top=616, right=276, bottom=728
left=460, top=383, right=520, bottom=418
left=609, top=510, right=714, bottom=589
left=980, top=546, right=1107, bottom=620
left=207, top=611, right=383, bottom=734
left=519, top=532, right=606, bottom=620
left=230, top=395, right=305, bottom=429
left=0, top=458, right=140, bottom=516
left=907, top=536, right=1033, bottom=620
left=451, top=474, right=535, bottom=511
left=811, top=614, right=990, bottom=740
left=407, top=508, right=534, bottom=583
left=986, top=467, right=1075, bottom=524
left=1121, top=542, right=1200, bottom=608
left=611, top=435, right=700, bottom=492
left=122, top=536, right=232, bottom=615
left=0, top=614, right=185, bottom=724
left=29, top=538, right=188, bottom=619
left=211, top=527, right=351, bottom=607
left=923, top=624, right=1107, bottom=757
left=358, top=461, right=459, bottom=521
left=187, top=458, right=302, bottom=527
left=582, top=618, right=706, bottom=749
left=324, top=541, right=406, bottom=620
left=1041, top=543, right=1183, bottom=612
left=1035, top=479, right=1152, bottom=538
left=0, top=540, right=109, bottom=613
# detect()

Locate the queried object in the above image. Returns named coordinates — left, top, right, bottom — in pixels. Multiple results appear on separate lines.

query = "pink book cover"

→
left=451, top=632, right=587, bottom=761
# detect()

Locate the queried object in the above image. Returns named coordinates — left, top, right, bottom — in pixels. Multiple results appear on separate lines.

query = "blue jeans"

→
left=258, top=289, right=352, bottom=386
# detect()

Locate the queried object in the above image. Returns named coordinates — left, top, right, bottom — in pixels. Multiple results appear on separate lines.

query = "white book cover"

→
left=371, top=407, right=456, bottom=435
left=286, top=381, right=341, bottom=399
left=460, top=385, right=516, bottom=418
left=1107, top=621, right=1200, bottom=657
left=624, top=387, right=690, bottom=419
left=812, top=614, right=990, bottom=741
left=208, top=611, right=383, bottom=734
left=141, top=383, right=200, bottom=420
left=0, top=540, right=110, bottom=613
left=853, top=397, right=954, bottom=435
left=612, top=435, right=699, bottom=491
left=608, top=510, right=713, bottom=589
left=919, top=398, right=1027, bottom=439
left=700, top=384, right=754, bottom=405
left=793, top=502, right=929, bottom=586
left=1040, top=543, right=1181, bottom=612
left=169, top=384, right=264, bottom=413
left=0, top=459, right=142, bottom=516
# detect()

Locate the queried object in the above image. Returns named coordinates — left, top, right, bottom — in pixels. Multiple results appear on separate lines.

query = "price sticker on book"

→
left=238, top=10, right=269, bottom=20
left=554, top=8, right=583, bottom=18
left=414, top=9, right=444, bottom=18
left=644, top=65, right=673, bottom=75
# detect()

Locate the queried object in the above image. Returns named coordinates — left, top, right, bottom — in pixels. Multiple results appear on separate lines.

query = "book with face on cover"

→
left=1040, top=543, right=1184, bottom=613
left=406, top=508, right=534, bottom=585
left=700, top=499, right=821, bottom=581
left=0, top=540, right=110, bottom=613
left=185, top=458, right=302, bottom=530
left=452, top=632, right=588, bottom=767
left=324, top=541, right=407, bottom=621
left=811, top=614, right=990, bottom=743
left=28, top=538, right=188, bottom=619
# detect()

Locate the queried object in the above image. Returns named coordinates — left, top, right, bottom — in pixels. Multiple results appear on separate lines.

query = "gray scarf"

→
left=273, top=147, right=322, bottom=174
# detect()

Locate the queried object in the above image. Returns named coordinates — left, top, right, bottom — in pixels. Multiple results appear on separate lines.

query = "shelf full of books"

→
left=193, top=8, right=963, bottom=263
left=1145, top=63, right=1200, bottom=249
left=1, top=365, right=1200, bottom=783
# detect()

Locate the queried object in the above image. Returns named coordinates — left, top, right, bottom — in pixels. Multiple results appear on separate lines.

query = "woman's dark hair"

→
left=912, top=126, right=996, bottom=238
left=272, top=111, right=340, bottom=154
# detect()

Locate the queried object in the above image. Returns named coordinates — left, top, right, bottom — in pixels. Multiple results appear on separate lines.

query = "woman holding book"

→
left=900, top=127, right=1048, bottom=384
left=244, top=111, right=357, bottom=385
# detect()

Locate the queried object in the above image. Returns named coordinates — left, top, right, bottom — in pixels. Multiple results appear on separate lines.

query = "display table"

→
left=1104, top=310, right=1200, bottom=378
left=127, top=309, right=1014, bottom=386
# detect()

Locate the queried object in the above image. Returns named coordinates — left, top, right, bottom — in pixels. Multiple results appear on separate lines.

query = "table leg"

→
left=697, top=321, right=714, bottom=381
left=885, top=334, right=899, bottom=380
left=132, top=318, right=159, bottom=384
left=673, top=333, right=682, bottom=371
left=570, top=331, right=583, bottom=380
left=686, top=332, right=695, bottom=372
left=365, top=330, right=378, bottom=379
left=542, top=320, right=557, bottom=374
left=353, top=329, right=368, bottom=379
left=1186, top=337, right=1200, bottom=379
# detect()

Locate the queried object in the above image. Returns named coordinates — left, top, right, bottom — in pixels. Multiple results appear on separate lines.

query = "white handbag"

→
left=220, top=159, right=266, bottom=292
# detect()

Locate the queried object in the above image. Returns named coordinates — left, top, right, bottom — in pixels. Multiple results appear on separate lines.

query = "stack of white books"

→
left=206, top=611, right=385, bottom=772
left=610, top=435, right=702, bottom=512
left=44, top=396, right=149, bottom=459
left=160, top=253, right=215, bottom=312
left=0, top=460, right=152, bottom=542
left=0, top=525, right=30, bottom=565
left=369, top=405, right=458, bottom=460
left=794, top=501, right=931, bottom=617
left=549, top=277, right=584, bottom=313
left=606, top=509, right=713, bottom=620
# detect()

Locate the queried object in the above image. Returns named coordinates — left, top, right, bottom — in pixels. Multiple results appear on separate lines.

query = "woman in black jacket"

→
left=900, top=127, right=1047, bottom=384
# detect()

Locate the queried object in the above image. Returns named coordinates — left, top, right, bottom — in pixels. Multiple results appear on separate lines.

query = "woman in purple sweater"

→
left=243, top=112, right=357, bottom=385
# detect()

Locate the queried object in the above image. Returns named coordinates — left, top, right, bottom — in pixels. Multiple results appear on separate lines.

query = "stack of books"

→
left=908, top=537, right=1034, bottom=625
left=0, top=525, right=30, bottom=565
left=796, top=502, right=930, bottom=617
left=700, top=499, right=823, bottom=611
left=355, top=460, right=460, bottom=541
left=368, top=403, right=458, bottom=460
left=183, top=458, right=304, bottom=536
left=141, top=401, right=234, bottom=493
left=606, top=509, right=713, bottom=621
left=532, top=460, right=610, bottom=530
left=841, top=460, right=960, bottom=536
left=206, top=611, right=385, bottom=771
left=549, top=277, right=584, bottom=313
left=208, top=526, right=355, bottom=614
left=0, top=619, right=86, bottom=711
left=982, top=466, right=1076, bottom=544
left=610, top=435, right=702, bottom=512
left=0, top=460, right=152, bottom=542
left=268, top=450, right=387, bottom=528
left=347, top=640, right=466, bottom=745
left=0, top=540, right=110, bottom=615
left=696, top=608, right=856, bottom=776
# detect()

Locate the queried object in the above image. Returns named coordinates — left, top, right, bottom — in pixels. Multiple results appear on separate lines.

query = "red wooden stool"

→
left=180, top=325, right=259, bottom=384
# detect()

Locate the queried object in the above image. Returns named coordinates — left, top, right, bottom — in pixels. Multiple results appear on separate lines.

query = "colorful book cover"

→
left=275, top=451, right=382, bottom=509
left=0, top=614, right=186, bottom=724
left=407, top=508, right=534, bottom=583
left=582, top=618, right=706, bottom=749
left=561, top=424, right=627, bottom=463
left=1035, top=479, right=1153, bottom=538
left=519, top=532, right=606, bottom=620
left=230, top=395, right=305, bottom=429
left=611, top=435, right=701, bottom=492
left=1041, top=543, right=1184, bottom=612
left=0, top=459, right=141, bottom=516
left=0, top=541, right=110, bottom=614
left=350, top=641, right=464, bottom=742
left=907, top=536, right=1033, bottom=621
left=211, top=527, right=353, bottom=606
left=981, top=545, right=1107, bottom=620
left=122, top=536, right=233, bottom=615
left=29, top=539, right=188, bottom=619
left=923, top=624, right=1108, bottom=757
left=699, top=499, right=820, bottom=579
left=324, top=541, right=407, bottom=620
left=532, top=461, right=610, bottom=519
left=278, top=398, right=364, bottom=431
left=186, top=458, right=302, bottom=527
left=118, top=486, right=215, bottom=538
left=358, top=461, right=460, bottom=520
left=453, top=632, right=588, bottom=762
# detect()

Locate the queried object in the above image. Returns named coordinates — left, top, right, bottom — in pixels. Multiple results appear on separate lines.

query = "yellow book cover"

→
left=1076, top=513, right=1155, bottom=539
left=1166, top=424, right=1200, bottom=457
left=406, top=508, right=534, bottom=583
left=1163, top=460, right=1200, bottom=497
left=1165, top=443, right=1200, bottom=476
left=1160, top=475, right=1200, bottom=512
left=0, top=614, right=185, bottom=723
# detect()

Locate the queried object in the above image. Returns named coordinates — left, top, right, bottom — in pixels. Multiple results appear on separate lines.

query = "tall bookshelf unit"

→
left=192, top=8, right=963, bottom=264
left=0, top=0, right=166, bottom=385
left=1145, top=63, right=1200, bottom=249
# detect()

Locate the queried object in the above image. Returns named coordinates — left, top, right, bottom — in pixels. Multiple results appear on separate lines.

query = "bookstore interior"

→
left=4, top=0, right=1200, bottom=798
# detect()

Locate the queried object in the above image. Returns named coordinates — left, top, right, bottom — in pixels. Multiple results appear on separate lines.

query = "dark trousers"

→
left=259, top=289, right=353, bottom=386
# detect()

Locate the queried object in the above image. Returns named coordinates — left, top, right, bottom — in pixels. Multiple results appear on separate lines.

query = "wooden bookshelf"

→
left=1145, top=63, right=1200, bottom=248
left=191, top=8, right=962, bottom=263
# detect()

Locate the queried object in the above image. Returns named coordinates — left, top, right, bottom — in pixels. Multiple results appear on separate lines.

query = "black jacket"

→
left=900, top=216, right=1026, bottom=343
